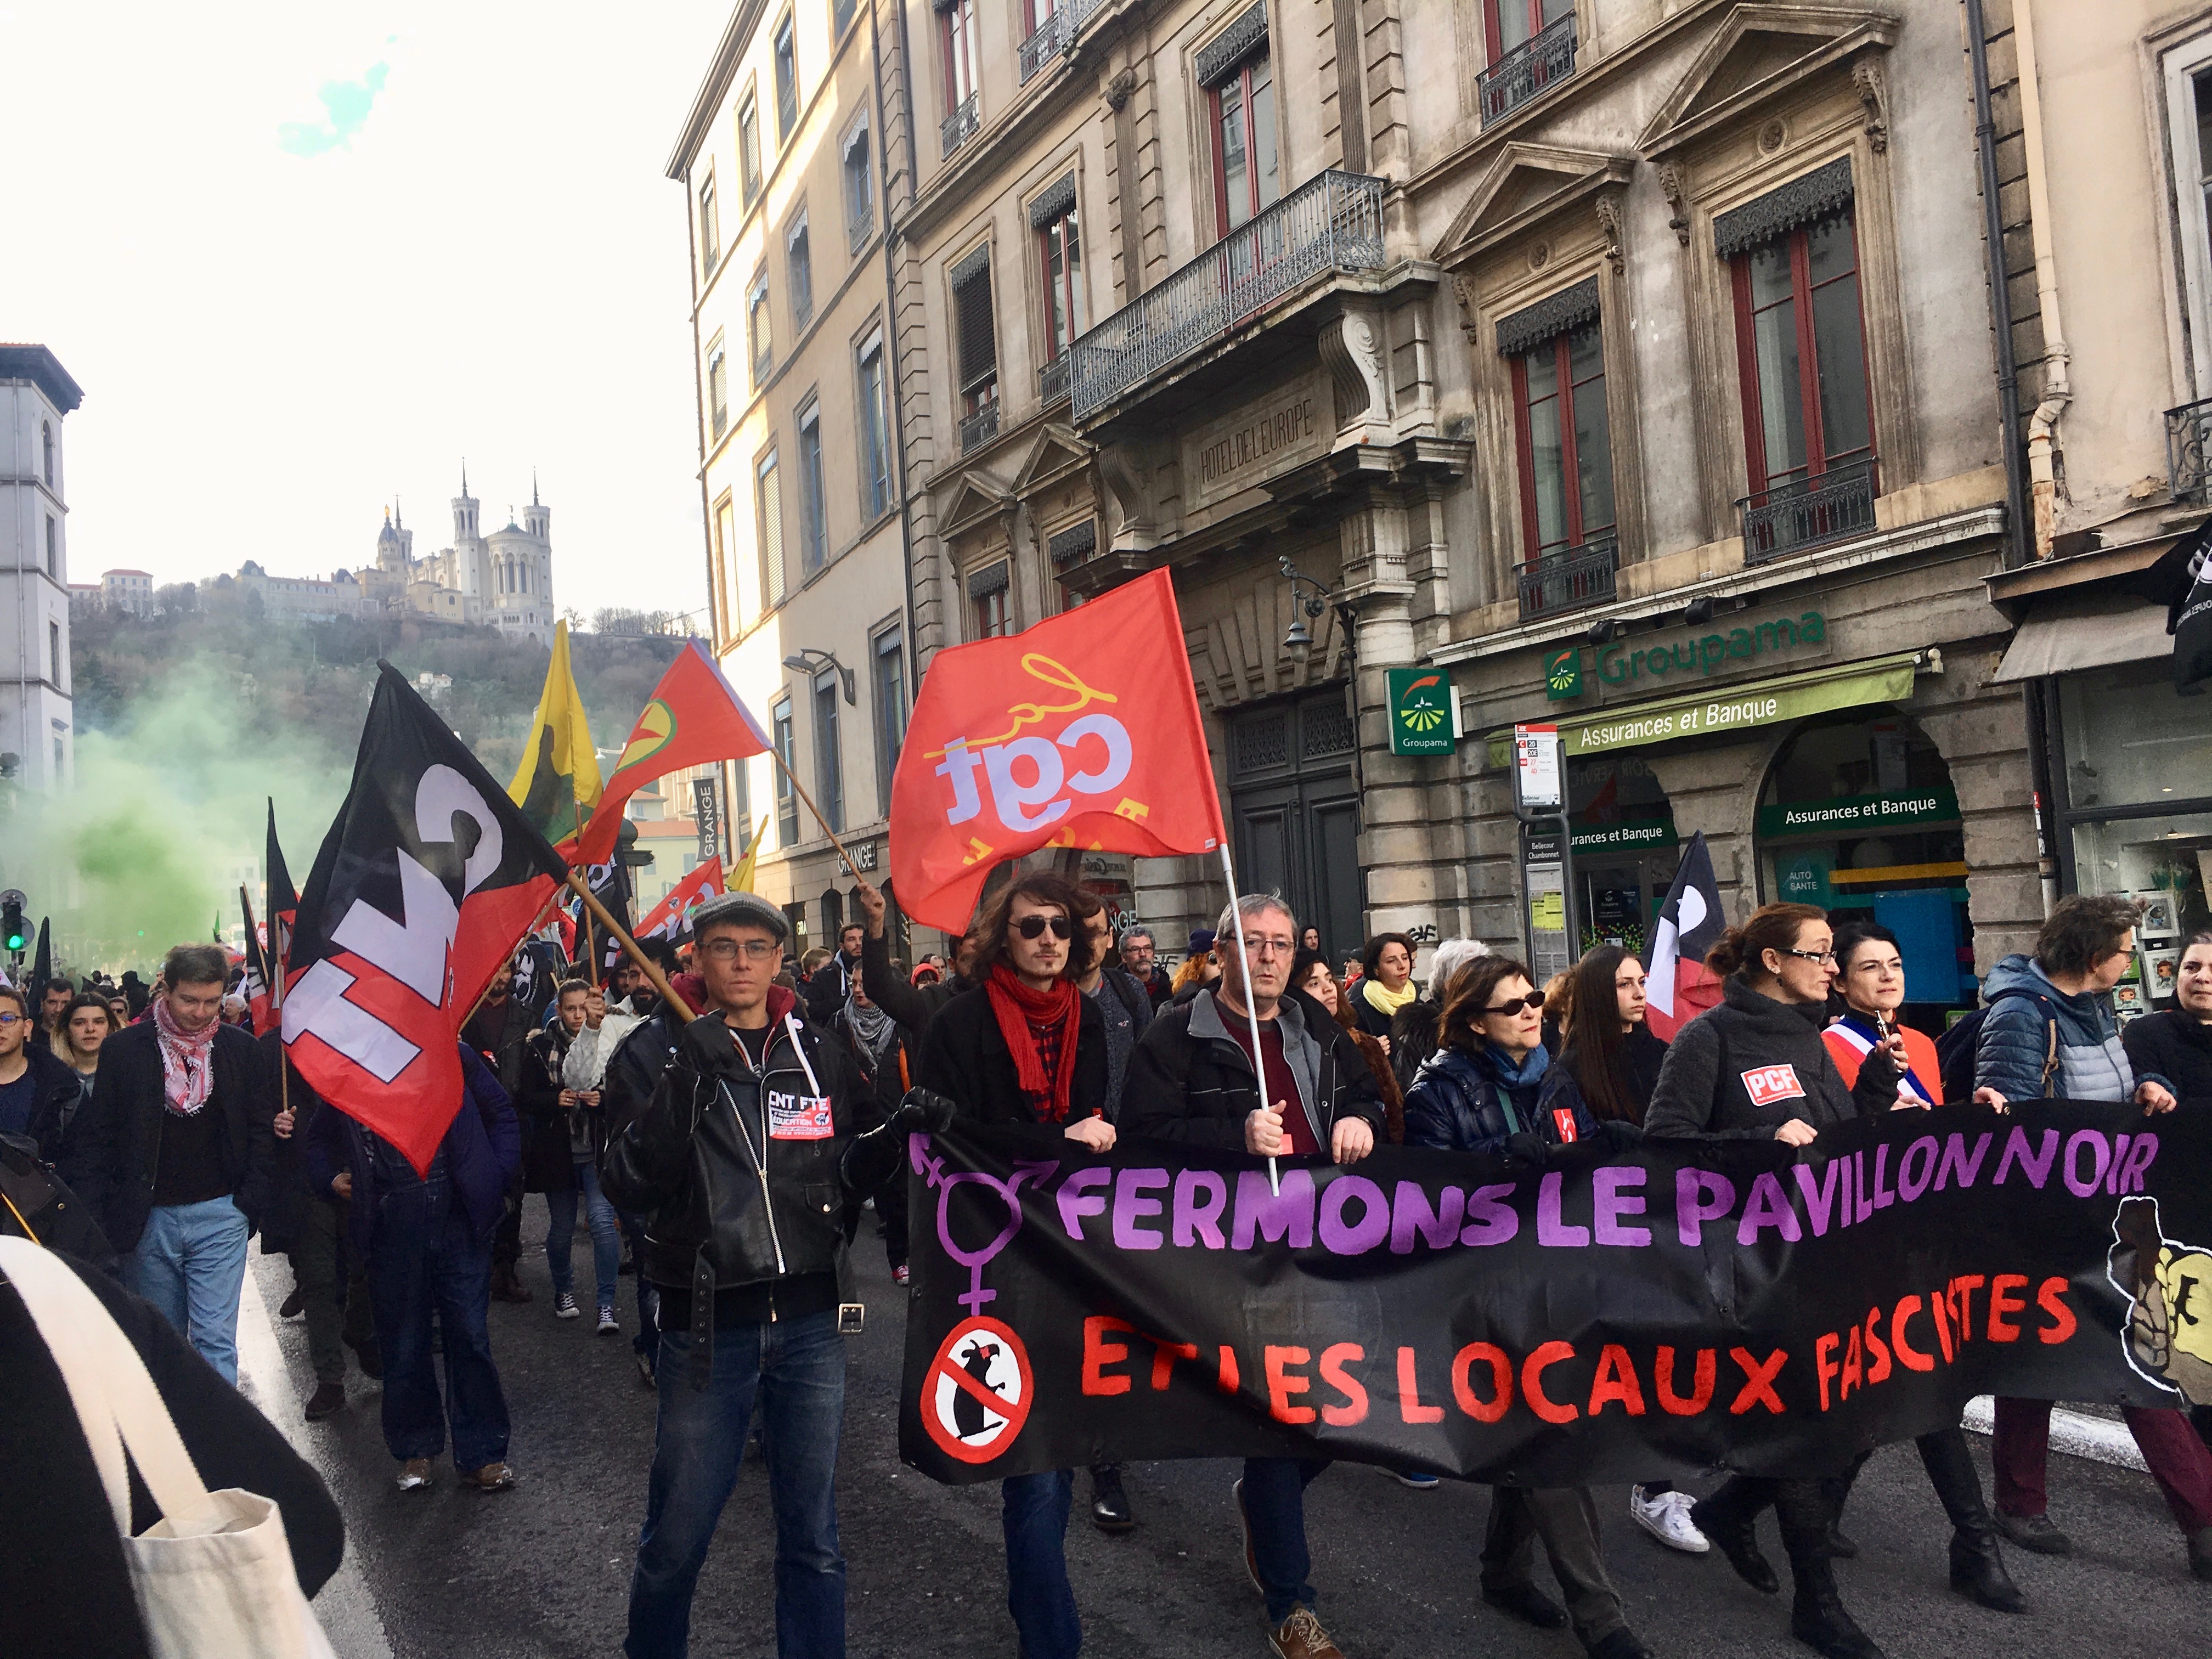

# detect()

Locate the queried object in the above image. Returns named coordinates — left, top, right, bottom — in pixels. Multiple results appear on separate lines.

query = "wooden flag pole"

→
left=1215, top=843, right=1281, bottom=1197
left=566, top=871, right=695, bottom=1023
left=241, top=884, right=290, bottom=1127
left=768, top=747, right=866, bottom=882
left=457, top=890, right=565, bottom=1031
left=569, top=784, right=597, bottom=977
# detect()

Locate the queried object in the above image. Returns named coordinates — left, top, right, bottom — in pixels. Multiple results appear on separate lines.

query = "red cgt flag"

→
left=890, top=568, right=1225, bottom=933
left=574, top=639, right=772, bottom=866
left=636, top=855, right=725, bottom=943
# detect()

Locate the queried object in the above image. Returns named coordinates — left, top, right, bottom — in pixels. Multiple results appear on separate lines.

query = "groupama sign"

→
left=1547, top=610, right=1829, bottom=701
left=1389, top=668, right=1457, bottom=756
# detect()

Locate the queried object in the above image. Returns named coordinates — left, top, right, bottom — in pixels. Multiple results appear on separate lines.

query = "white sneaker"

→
left=1630, top=1486, right=1710, bottom=1553
left=596, top=1306, right=619, bottom=1335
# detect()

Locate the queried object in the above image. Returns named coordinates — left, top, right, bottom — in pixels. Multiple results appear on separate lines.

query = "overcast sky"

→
left=7, top=1, right=730, bottom=625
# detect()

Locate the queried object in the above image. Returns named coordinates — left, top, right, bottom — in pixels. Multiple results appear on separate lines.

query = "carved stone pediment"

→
left=1638, top=4, right=1899, bottom=161
left=1011, top=424, right=1092, bottom=496
left=939, top=471, right=1014, bottom=540
left=1431, top=142, right=1635, bottom=269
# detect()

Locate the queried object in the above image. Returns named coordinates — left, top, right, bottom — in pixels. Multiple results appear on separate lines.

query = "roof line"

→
left=666, top=0, right=770, bottom=180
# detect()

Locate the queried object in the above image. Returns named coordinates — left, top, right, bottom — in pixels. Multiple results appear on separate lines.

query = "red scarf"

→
left=983, top=964, right=1081, bottom=1122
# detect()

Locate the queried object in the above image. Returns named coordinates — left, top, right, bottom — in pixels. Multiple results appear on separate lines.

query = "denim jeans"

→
left=625, top=1306, right=847, bottom=1659
left=369, top=1180, right=510, bottom=1471
left=618, top=1210, right=659, bottom=1368
left=546, top=1158, right=622, bottom=1310
left=1242, top=1457, right=1329, bottom=1627
left=1002, top=1469, right=1080, bottom=1659
left=131, top=1195, right=250, bottom=1384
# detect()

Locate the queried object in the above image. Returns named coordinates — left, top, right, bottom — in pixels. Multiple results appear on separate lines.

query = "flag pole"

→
left=243, top=884, right=289, bottom=1126
left=769, top=747, right=866, bottom=881
left=1216, top=842, right=1282, bottom=1198
left=569, top=783, right=597, bottom=979
left=566, top=871, right=696, bottom=1022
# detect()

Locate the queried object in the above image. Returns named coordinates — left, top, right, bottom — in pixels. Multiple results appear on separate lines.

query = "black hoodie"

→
left=1644, top=976, right=1898, bottom=1142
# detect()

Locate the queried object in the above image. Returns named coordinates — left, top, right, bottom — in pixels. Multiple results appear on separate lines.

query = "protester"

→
left=524, top=979, right=633, bottom=1329
left=1300, top=925, right=1323, bottom=954
left=1123, top=895, right=1385, bottom=1659
left=263, top=1034, right=379, bottom=1420
left=603, top=889, right=885, bottom=1659
left=601, top=969, right=704, bottom=1390
left=1351, top=932, right=1417, bottom=1042
left=1972, top=896, right=2211, bottom=1579
left=1388, top=938, right=1488, bottom=1094
left=65, top=943, right=281, bottom=1385
left=1644, top=903, right=1903, bottom=1659
left=1293, top=947, right=1401, bottom=1144
left=806, top=921, right=866, bottom=1025
left=832, top=960, right=919, bottom=1284
left=919, top=873, right=1111, bottom=1659
left=1169, top=930, right=1222, bottom=1003
left=54, top=989, right=116, bottom=1136
left=2121, top=928, right=2212, bottom=1101
left=467, top=958, right=539, bottom=1306
left=308, top=1040, right=520, bottom=1491
left=1119, top=924, right=1174, bottom=1007
left=0, top=984, right=87, bottom=1166
left=37, top=978, right=72, bottom=1056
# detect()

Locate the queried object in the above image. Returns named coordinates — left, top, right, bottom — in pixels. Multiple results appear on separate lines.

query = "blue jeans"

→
left=1242, top=1457, right=1329, bottom=1626
left=130, top=1195, right=250, bottom=1384
left=369, top=1181, right=510, bottom=1471
left=546, top=1158, right=621, bottom=1310
left=619, top=1210, right=659, bottom=1366
left=1003, top=1469, right=1080, bottom=1658
left=625, top=1306, right=846, bottom=1659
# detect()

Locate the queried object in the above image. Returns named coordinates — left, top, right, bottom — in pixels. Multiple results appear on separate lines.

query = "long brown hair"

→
left=966, top=872, right=1097, bottom=984
left=1436, top=956, right=1537, bottom=1054
left=1705, top=902, right=1826, bottom=985
left=1558, top=946, right=1639, bottom=1124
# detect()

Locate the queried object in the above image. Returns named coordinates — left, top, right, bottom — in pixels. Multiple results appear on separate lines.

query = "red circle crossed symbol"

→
left=922, top=1316, right=1033, bottom=1465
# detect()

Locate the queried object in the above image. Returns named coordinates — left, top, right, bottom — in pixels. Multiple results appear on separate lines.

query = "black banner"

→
left=899, top=1103, right=2212, bottom=1486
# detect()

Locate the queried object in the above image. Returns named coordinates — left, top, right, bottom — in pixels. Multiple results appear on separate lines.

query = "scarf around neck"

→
left=1830, top=1012, right=1933, bottom=1104
left=152, top=995, right=218, bottom=1117
left=845, top=992, right=898, bottom=1069
left=1482, top=1041, right=1550, bottom=1094
left=1360, top=975, right=1417, bottom=1020
left=984, top=963, right=1081, bottom=1122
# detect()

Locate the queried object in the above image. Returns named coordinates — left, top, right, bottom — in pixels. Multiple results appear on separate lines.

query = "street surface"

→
left=244, top=1200, right=2205, bottom=1659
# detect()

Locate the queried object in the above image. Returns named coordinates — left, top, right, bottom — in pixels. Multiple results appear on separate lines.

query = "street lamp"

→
left=1278, top=557, right=1358, bottom=667
left=782, top=646, right=855, bottom=704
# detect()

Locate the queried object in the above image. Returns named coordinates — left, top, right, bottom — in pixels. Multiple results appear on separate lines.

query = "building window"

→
left=739, top=92, right=763, bottom=203
left=707, top=334, right=729, bottom=440
left=41, top=420, right=53, bottom=488
left=49, top=622, right=62, bottom=686
left=1729, top=200, right=1874, bottom=496
left=1035, top=178, right=1085, bottom=361
left=45, top=516, right=58, bottom=580
left=773, top=694, right=799, bottom=846
left=951, top=247, right=998, bottom=415
left=1485, top=0, right=1573, bottom=59
left=2162, top=41, right=2212, bottom=402
left=748, top=270, right=772, bottom=385
left=788, top=212, right=814, bottom=330
left=833, top=0, right=858, bottom=37
left=943, top=0, right=980, bottom=116
left=53, top=736, right=63, bottom=777
left=872, top=622, right=906, bottom=815
left=774, top=12, right=799, bottom=142
left=969, top=560, right=1011, bottom=639
left=757, top=448, right=787, bottom=608
left=730, top=758, right=753, bottom=851
left=698, top=167, right=719, bottom=275
left=713, top=493, right=738, bottom=637
left=1511, top=314, right=1615, bottom=557
left=856, top=333, right=892, bottom=520
left=843, top=122, right=873, bottom=252
left=797, top=400, right=827, bottom=574
left=812, top=669, right=845, bottom=833
left=1209, top=46, right=1278, bottom=234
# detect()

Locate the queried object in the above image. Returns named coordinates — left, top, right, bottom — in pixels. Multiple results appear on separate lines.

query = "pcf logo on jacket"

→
left=1741, top=1064, right=1807, bottom=1109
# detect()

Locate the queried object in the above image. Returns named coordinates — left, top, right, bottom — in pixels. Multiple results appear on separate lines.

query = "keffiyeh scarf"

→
left=153, top=994, right=218, bottom=1117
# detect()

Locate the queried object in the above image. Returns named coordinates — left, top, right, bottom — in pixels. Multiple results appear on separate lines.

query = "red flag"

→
left=889, top=568, right=1224, bottom=933
left=282, top=664, right=573, bottom=1175
left=1644, top=832, right=1725, bottom=1041
left=573, top=640, right=771, bottom=865
left=637, top=856, right=725, bottom=943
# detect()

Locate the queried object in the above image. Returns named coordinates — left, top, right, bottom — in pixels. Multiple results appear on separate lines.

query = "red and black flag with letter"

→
left=1645, top=831, right=1725, bottom=1041
left=245, top=799, right=301, bottom=1036
left=282, top=663, right=571, bottom=1173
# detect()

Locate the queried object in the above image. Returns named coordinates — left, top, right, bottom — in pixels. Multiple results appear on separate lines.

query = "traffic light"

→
left=0, top=891, right=25, bottom=955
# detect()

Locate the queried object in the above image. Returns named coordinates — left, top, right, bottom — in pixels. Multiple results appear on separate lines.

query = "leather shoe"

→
left=1693, top=1498, right=1780, bottom=1594
left=1825, top=1522, right=1859, bottom=1560
left=1949, top=1529, right=2028, bottom=1613
left=1090, top=1464, right=1134, bottom=1533
left=1994, top=1511, right=2070, bottom=1555
left=1588, top=1630, right=1655, bottom=1659
left=490, top=1266, right=533, bottom=1305
left=1481, top=1582, right=1567, bottom=1629
left=303, top=1381, right=345, bottom=1421
left=279, top=1286, right=306, bottom=1319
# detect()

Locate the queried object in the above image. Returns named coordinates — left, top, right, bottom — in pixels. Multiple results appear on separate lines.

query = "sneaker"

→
left=1268, top=1605, right=1344, bottom=1659
left=1630, top=1486, right=1711, bottom=1554
left=1994, top=1511, right=2071, bottom=1556
left=1232, top=1477, right=1262, bottom=1595
left=892, top=1263, right=911, bottom=1286
left=459, top=1462, right=516, bottom=1491
left=397, top=1457, right=433, bottom=1491
left=597, top=1306, right=620, bottom=1335
left=1394, top=1469, right=1440, bottom=1490
left=303, top=1381, right=346, bottom=1422
left=554, top=1291, right=580, bottom=1321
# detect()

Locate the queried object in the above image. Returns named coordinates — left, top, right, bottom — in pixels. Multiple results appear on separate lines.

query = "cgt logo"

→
left=930, top=656, right=1135, bottom=834
left=1740, top=1065, right=1807, bottom=1109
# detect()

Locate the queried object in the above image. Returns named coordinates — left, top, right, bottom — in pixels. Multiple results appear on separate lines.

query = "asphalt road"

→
left=244, top=1201, right=2208, bottom=1659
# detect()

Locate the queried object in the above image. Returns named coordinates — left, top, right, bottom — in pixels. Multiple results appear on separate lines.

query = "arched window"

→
left=41, top=421, right=53, bottom=488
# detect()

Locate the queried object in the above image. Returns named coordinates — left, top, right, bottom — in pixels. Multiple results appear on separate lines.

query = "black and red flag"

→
left=1644, top=831, right=1725, bottom=1041
left=244, top=800, right=301, bottom=1036
left=281, top=663, right=572, bottom=1173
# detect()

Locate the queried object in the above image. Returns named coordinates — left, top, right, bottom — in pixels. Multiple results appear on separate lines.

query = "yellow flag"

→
left=507, top=619, right=603, bottom=847
left=727, top=817, right=765, bottom=893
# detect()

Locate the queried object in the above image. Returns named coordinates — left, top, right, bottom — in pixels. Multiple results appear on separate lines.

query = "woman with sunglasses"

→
left=1645, top=902, right=1906, bottom=1659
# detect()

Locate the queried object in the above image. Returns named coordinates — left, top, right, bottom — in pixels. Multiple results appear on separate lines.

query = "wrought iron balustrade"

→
left=1477, top=13, right=1577, bottom=127
left=1737, top=459, right=1878, bottom=563
left=1038, top=354, right=1071, bottom=407
left=959, top=400, right=1001, bottom=454
left=846, top=205, right=873, bottom=256
left=1069, top=170, right=1386, bottom=421
left=1019, top=0, right=1105, bottom=84
left=2166, top=395, right=2212, bottom=505
left=941, top=94, right=979, bottom=159
left=1516, top=537, right=1617, bottom=621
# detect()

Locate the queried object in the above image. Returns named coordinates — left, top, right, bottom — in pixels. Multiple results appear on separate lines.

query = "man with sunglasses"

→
left=1122, top=895, right=1386, bottom=1659
left=916, top=871, right=1109, bottom=1659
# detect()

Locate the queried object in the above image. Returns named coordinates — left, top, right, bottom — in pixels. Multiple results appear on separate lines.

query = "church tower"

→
left=452, top=464, right=481, bottom=545
left=523, top=472, right=550, bottom=543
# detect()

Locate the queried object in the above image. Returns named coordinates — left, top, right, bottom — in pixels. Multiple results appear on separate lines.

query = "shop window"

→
left=773, top=693, right=799, bottom=847
left=1511, top=314, right=1615, bottom=558
left=1209, top=44, right=1278, bottom=235
left=1565, top=753, right=1678, bottom=955
left=969, top=560, right=1010, bottom=639
left=1729, top=199, right=1874, bottom=496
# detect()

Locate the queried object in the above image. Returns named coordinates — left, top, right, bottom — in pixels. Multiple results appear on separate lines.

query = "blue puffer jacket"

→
left=1974, top=953, right=2172, bottom=1105
left=1404, top=1045, right=1592, bottom=1156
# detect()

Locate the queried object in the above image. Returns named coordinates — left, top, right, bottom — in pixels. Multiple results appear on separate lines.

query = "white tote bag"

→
left=0, top=1237, right=338, bottom=1659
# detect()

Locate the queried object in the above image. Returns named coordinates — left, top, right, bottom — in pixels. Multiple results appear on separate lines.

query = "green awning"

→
left=1485, top=650, right=1929, bottom=767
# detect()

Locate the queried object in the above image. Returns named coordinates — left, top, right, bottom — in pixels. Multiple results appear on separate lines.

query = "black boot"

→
left=1694, top=1481, right=1780, bottom=1595
left=1949, top=1528, right=2029, bottom=1613
left=1916, top=1426, right=2028, bottom=1612
left=1089, top=1463, right=1134, bottom=1532
left=1786, top=1546, right=1886, bottom=1659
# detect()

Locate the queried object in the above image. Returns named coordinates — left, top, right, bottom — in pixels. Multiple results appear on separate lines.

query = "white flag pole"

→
left=1216, top=841, right=1282, bottom=1197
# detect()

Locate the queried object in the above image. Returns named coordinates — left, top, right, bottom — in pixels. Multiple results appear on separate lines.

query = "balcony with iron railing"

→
left=847, top=203, right=874, bottom=256
left=1018, top=0, right=1105, bottom=83
left=1516, top=537, right=1618, bottom=621
left=1737, top=459, right=1879, bottom=564
left=960, top=399, right=1001, bottom=454
left=1039, top=353, right=1070, bottom=408
left=1477, top=13, right=1578, bottom=127
left=2166, top=395, right=2212, bottom=505
left=941, top=94, right=979, bottom=159
left=1069, top=170, right=1387, bottom=424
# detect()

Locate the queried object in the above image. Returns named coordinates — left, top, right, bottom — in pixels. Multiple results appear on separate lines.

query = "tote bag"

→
left=0, top=1237, right=338, bottom=1659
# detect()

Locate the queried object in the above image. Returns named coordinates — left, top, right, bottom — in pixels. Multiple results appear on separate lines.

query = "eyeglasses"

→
left=1014, top=915, right=1073, bottom=941
left=1779, top=947, right=1837, bottom=964
left=1238, top=936, right=1296, bottom=957
left=0, top=1013, right=20, bottom=1026
left=1480, top=991, right=1545, bottom=1017
left=702, top=938, right=780, bottom=963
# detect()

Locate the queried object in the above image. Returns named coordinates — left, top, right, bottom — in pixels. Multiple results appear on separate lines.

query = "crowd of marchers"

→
left=3, top=883, right=2211, bottom=1659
